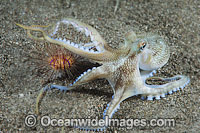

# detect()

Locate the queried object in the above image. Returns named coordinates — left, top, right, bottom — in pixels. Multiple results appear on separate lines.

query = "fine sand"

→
left=0, top=0, right=199, bottom=132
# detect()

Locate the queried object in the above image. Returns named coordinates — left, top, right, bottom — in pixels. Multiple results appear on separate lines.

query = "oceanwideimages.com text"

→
left=25, top=115, right=175, bottom=129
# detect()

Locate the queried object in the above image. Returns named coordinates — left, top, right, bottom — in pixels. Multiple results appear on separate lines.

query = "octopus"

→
left=16, top=18, right=190, bottom=131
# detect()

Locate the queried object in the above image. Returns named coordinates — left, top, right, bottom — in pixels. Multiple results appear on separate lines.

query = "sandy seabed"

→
left=0, top=0, right=199, bottom=132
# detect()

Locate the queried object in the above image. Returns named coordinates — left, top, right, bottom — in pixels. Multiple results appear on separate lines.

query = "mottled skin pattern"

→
left=17, top=18, right=190, bottom=131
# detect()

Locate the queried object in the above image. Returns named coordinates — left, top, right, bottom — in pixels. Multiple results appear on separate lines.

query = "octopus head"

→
left=124, top=31, right=147, bottom=56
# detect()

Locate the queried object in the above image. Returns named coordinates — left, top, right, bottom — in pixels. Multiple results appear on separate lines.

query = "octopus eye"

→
left=139, top=42, right=147, bottom=51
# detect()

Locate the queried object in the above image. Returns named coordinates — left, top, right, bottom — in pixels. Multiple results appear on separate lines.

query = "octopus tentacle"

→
left=59, top=18, right=107, bottom=48
left=16, top=23, right=49, bottom=41
left=74, top=81, right=127, bottom=131
left=27, top=29, right=44, bottom=41
left=16, top=20, right=122, bottom=62
left=59, top=19, right=129, bottom=55
left=35, top=84, right=71, bottom=114
left=69, top=65, right=110, bottom=87
left=140, top=75, right=190, bottom=100
left=140, top=69, right=157, bottom=81
left=102, top=89, right=124, bottom=119
left=35, top=65, right=110, bottom=114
